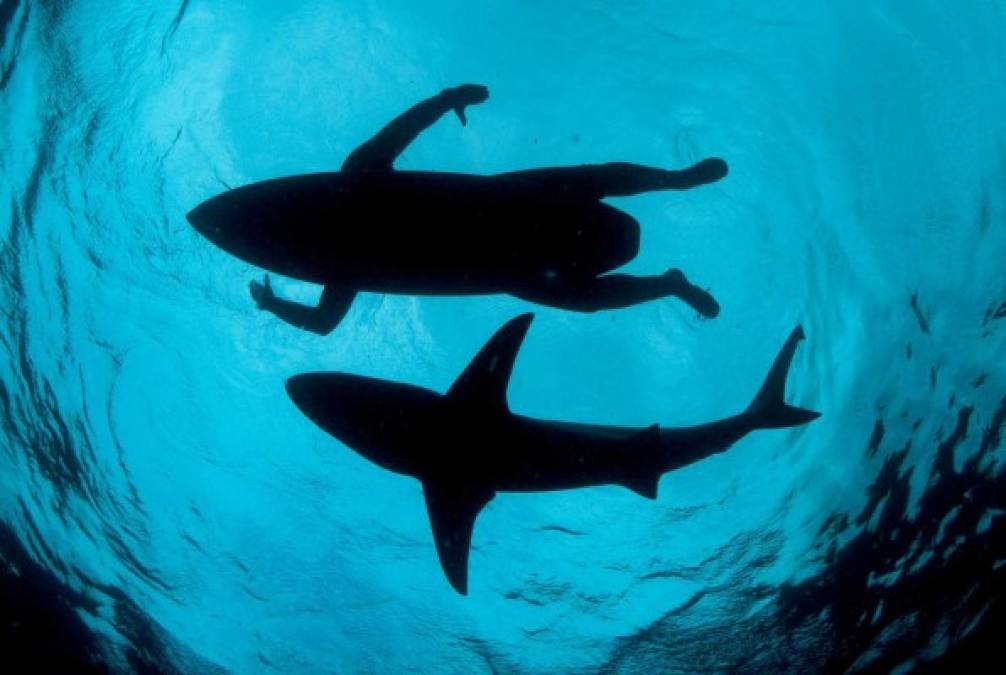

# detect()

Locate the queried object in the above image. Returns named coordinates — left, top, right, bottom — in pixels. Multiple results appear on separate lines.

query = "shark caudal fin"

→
left=746, top=326, right=821, bottom=429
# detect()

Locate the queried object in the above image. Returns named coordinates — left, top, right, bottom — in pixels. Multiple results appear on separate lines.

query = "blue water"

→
left=2, top=1, right=1005, bottom=672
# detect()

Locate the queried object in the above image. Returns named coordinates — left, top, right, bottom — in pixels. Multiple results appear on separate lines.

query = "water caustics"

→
left=2, top=1, right=1006, bottom=673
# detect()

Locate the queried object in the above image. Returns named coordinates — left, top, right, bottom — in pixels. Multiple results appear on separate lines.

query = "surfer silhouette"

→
left=187, top=85, right=728, bottom=334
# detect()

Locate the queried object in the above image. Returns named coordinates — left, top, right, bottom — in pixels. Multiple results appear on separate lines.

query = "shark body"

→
left=286, top=315, right=820, bottom=593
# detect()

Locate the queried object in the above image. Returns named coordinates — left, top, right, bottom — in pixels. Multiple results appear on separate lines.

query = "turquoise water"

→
left=2, top=1, right=1005, bottom=672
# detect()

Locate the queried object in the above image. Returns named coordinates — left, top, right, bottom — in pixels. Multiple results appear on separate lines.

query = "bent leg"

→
left=251, top=276, right=356, bottom=335
left=512, top=269, right=719, bottom=317
left=497, top=158, right=727, bottom=199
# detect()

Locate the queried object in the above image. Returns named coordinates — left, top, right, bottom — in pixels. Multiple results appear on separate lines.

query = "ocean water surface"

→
left=2, top=1, right=1005, bottom=672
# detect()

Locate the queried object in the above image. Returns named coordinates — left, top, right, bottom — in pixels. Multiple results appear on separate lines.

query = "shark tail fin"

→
left=746, top=326, right=821, bottom=429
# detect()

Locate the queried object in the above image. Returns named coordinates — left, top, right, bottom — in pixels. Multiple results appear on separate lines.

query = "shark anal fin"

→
left=620, top=474, right=660, bottom=500
left=422, top=481, right=495, bottom=595
left=619, top=424, right=661, bottom=499
left=446, top=314, right=533, bottom=414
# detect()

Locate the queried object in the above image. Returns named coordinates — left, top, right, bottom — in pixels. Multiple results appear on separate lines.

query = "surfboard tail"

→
left=746, top=326, right=821, bottom=429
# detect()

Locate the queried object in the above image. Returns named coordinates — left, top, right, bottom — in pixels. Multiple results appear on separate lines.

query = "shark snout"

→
left=285, top=372, right=381, bottom=433
left=286, top=372, right=440, bottom=473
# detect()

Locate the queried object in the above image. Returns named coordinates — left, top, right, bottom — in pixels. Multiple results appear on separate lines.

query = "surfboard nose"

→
left=186, top=196, right=227, bottom=241
left=186, top=192, right=268, bottom=265
left=285, top=373, right=334, bottom=419
left=186, top=188, right=311, bottom=277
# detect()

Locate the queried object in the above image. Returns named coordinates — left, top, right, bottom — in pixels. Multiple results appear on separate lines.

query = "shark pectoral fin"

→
left=422, top=481, right=495, bottom=595
left=446, top=314, right=534, bottom=414
left=619, top=425, right=661, bottom=499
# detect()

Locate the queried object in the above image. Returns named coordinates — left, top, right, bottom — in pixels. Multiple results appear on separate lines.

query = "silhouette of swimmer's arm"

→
left=249, top=276, right=356, bottom=335
left=341, top=84, right=489, bottom=172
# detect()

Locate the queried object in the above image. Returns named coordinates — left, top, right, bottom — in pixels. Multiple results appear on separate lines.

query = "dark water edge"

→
left=1, top=523, right=108, bottom=674
left=1, top=522, right=225, bottom=675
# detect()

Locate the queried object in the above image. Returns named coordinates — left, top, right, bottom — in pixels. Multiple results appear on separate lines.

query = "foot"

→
left=684, top=157, right=728, bottom=185
left=664, top=269, right=720, bottom=318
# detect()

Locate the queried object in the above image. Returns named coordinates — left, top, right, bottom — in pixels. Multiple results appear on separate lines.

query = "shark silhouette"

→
left=186, top=85, right=728, bottom=334
left=285, top=314, right=820, bottom=594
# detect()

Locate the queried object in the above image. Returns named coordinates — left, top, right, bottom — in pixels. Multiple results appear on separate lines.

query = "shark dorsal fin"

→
left=446, top=313, right=534, bottom=413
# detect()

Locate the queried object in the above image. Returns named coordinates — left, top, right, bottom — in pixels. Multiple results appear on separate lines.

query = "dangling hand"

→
left=445, top=84, right=489, bottom=125
left=249, top=274, right=275, bottom=310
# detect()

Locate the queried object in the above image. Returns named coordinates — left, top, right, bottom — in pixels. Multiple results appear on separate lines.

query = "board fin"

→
left=446, top=313, right=534, bottom=414
left=422, top=481, right=495, bottom=594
